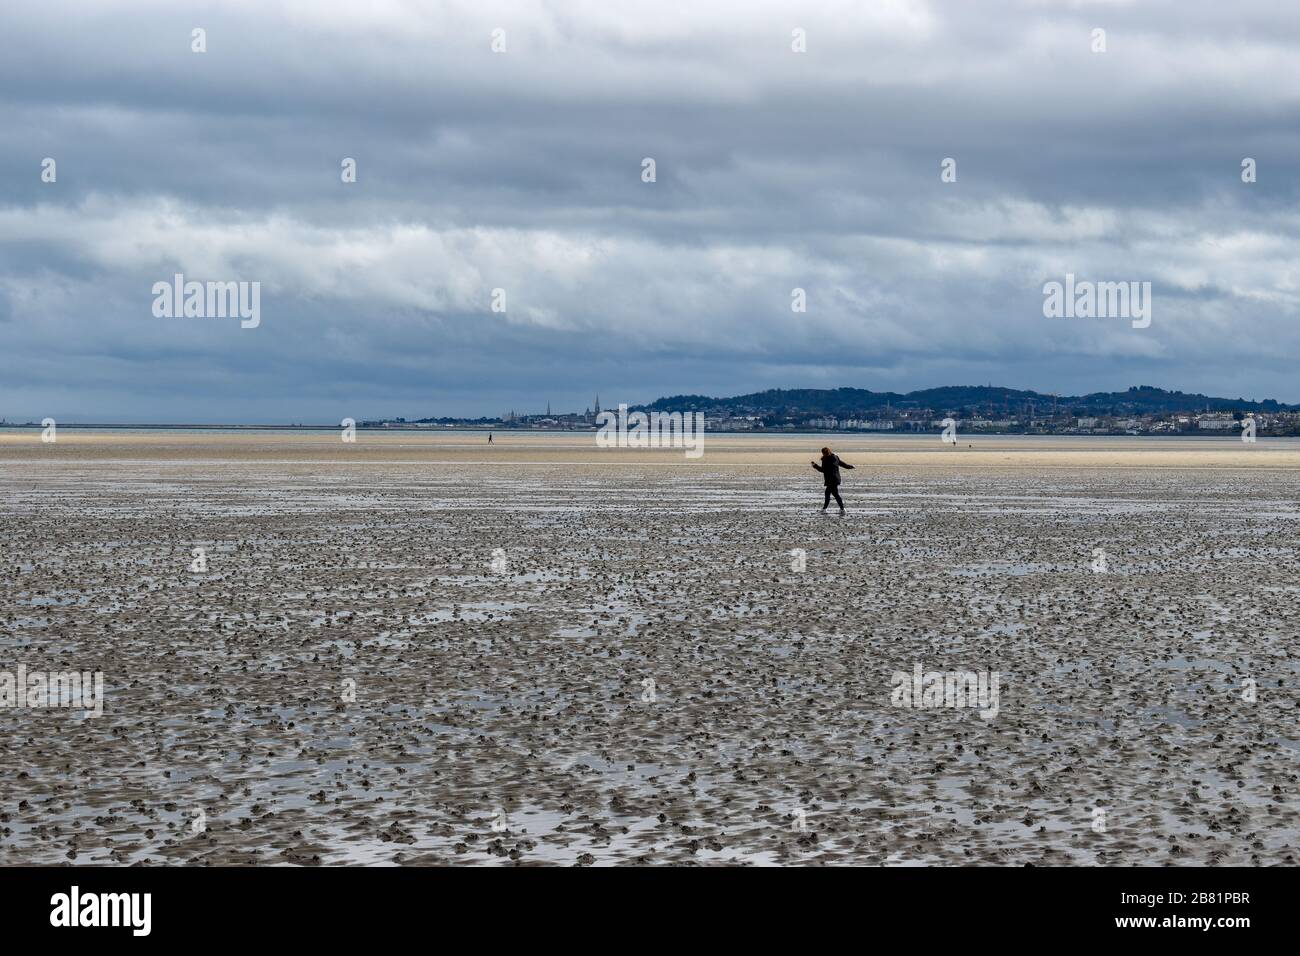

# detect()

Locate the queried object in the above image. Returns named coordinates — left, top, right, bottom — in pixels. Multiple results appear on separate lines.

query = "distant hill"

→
left=641, top=385, right=1298, bottom=417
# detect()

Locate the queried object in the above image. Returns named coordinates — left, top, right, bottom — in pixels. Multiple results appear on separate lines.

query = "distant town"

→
left=10, top=385, right=1300, bottom=436
left=357, top=385, right=1300, bottom=437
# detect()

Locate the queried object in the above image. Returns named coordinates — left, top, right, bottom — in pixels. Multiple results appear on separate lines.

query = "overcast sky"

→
left=3, top=0, right=1300, bottom=422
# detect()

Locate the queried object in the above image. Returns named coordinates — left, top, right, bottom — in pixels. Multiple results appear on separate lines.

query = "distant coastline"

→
left=6, top=383, right=1298, bottom=437
left=2, top=425, right=1293, bottom=440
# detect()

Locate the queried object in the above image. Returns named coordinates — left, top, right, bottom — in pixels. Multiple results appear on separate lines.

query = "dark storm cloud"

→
left=3, top=0, right=1300, bottom=421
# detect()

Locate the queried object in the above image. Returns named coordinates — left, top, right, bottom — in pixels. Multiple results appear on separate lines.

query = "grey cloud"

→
left=3, top=0, right=1300, bottom=421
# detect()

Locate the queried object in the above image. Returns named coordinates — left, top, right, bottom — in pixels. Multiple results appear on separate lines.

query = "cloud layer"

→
left=4, top=0, right=1300, bottom=421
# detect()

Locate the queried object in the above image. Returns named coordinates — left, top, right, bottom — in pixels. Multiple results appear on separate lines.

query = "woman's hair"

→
left=821, top=446, right=831, bottom=456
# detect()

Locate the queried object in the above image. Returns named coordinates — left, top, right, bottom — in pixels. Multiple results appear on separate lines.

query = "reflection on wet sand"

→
left=1, top=433, right=1297, bottom=865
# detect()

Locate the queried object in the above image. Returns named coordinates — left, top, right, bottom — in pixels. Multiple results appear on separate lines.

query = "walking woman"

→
left=811, top=446, right=854, bottom=513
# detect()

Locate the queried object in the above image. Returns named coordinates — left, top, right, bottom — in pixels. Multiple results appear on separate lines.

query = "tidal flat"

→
left=1, top=431, right=1297, bottom=865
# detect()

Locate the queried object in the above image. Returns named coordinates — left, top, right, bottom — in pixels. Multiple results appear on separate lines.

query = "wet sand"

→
left=2, top=431, right=1298, bottom=865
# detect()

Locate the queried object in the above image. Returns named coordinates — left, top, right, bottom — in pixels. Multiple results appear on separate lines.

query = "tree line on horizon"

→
left=640, top=385, right=1295, bottom=419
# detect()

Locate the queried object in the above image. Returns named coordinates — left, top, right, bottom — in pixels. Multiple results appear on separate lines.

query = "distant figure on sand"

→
left=811, top=446, right=854, bottom=513
left=488, top=433, right=493, bottom=444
